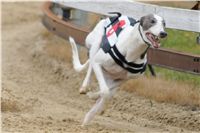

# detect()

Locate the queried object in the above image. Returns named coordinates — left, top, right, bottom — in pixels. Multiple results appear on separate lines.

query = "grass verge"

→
left=122, top=76, right=200, bottom=107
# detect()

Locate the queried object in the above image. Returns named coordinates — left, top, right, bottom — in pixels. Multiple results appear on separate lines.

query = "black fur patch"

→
left=140, top=14, right=157, bottom=31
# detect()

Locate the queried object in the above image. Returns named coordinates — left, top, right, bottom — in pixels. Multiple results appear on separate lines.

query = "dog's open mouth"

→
left=145, top=32, right=160, bottom=48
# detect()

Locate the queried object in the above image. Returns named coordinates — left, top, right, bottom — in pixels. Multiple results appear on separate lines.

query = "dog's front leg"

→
left=82, top=97, right=106, bottom=126
left=92, top=62, right=110, bottom=98
left=82, top=57, right=111, bottom=126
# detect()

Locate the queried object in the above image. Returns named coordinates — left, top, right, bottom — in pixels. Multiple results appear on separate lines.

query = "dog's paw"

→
left=87, top=91, right=100, bottom=100
left=79, top=87, right=87, bottom=94
left=100, top=88, right=111, bottom=98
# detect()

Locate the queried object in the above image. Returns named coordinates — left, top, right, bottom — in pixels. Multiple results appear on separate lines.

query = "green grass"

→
left=161, top=29, right=200, bottom=55
left=148, top=29, right=200, bottom=88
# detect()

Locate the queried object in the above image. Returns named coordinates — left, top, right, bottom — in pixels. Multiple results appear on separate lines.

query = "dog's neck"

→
left=123, top=23, right=149, bottom=62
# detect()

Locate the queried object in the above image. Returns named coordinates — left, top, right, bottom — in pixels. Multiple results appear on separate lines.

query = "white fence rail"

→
left=54, top=0, right=200, bottom=33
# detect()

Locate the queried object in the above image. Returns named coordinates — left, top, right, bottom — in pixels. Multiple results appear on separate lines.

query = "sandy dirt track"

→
left=2, top=2, right=200, bottom=133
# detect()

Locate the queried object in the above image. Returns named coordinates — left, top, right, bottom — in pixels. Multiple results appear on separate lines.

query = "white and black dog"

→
left=69, top=13, right=167, bottom=126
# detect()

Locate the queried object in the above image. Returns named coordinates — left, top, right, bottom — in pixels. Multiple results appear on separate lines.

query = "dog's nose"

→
left=159, top=32, right=167, bottom=38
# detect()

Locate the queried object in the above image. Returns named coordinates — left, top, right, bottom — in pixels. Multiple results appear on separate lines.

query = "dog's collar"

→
left=138, top=22, right=150, bottom=59
left=138, top=23, right=151, bottom=47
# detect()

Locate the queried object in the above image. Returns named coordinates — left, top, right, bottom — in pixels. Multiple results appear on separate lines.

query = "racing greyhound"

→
left=69, top=13, right=167, bottom=126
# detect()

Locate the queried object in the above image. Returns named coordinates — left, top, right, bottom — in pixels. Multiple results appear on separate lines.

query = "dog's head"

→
left=140, top=14, right=167, bottom=48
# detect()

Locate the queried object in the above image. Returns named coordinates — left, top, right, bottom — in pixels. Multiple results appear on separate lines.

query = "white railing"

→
left=54, top=0, right=200, bottom=33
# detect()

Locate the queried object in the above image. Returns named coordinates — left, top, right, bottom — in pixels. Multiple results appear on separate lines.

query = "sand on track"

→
left=1, top=2, right=200, bottom=133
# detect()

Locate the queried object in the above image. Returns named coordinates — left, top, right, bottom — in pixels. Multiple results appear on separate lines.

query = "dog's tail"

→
left=69, top=37, right=89, bottom=72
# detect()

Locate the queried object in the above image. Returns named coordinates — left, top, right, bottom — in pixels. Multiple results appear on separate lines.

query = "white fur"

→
left=69, top=14, right=165, bottom=126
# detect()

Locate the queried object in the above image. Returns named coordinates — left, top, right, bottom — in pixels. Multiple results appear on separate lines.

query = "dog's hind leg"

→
left=79, top=36, right=102, bottom=94
left=79, top=64, right=92, bottom=94
left=79, top=20, right=105, bottom=94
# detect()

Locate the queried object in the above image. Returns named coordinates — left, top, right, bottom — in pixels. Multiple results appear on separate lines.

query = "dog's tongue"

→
left=152, top=40, right=160, bottom=48
left=146, top=33, right=160, bottom=48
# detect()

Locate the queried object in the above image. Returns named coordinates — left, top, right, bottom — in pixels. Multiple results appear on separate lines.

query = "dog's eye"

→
left=162, top=20, right=166, bottom=27
left=163, top=22, right=166, bottom=27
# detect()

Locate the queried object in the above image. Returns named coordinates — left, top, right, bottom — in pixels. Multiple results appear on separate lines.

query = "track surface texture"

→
left=2, top=2, right=200, bottom=133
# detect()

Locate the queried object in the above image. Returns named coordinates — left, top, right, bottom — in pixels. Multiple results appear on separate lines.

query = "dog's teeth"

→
left=156, top=37, right=160, bottom=41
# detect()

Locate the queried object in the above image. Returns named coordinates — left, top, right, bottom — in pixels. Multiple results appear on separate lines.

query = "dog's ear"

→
left=140, top=16, right=145, bottom=28
left=140, top=14, right=156, bottom=31
left=140, top=16, right=144, bottom=27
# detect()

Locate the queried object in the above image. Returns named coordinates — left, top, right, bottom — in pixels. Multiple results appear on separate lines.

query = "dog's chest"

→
left=102, top=64, right=128, bottom=80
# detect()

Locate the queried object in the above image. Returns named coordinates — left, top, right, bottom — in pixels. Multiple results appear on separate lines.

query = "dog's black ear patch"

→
left=140, top=16, right=145, bottom=28
left=140, top=14, right=156, bottom=31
